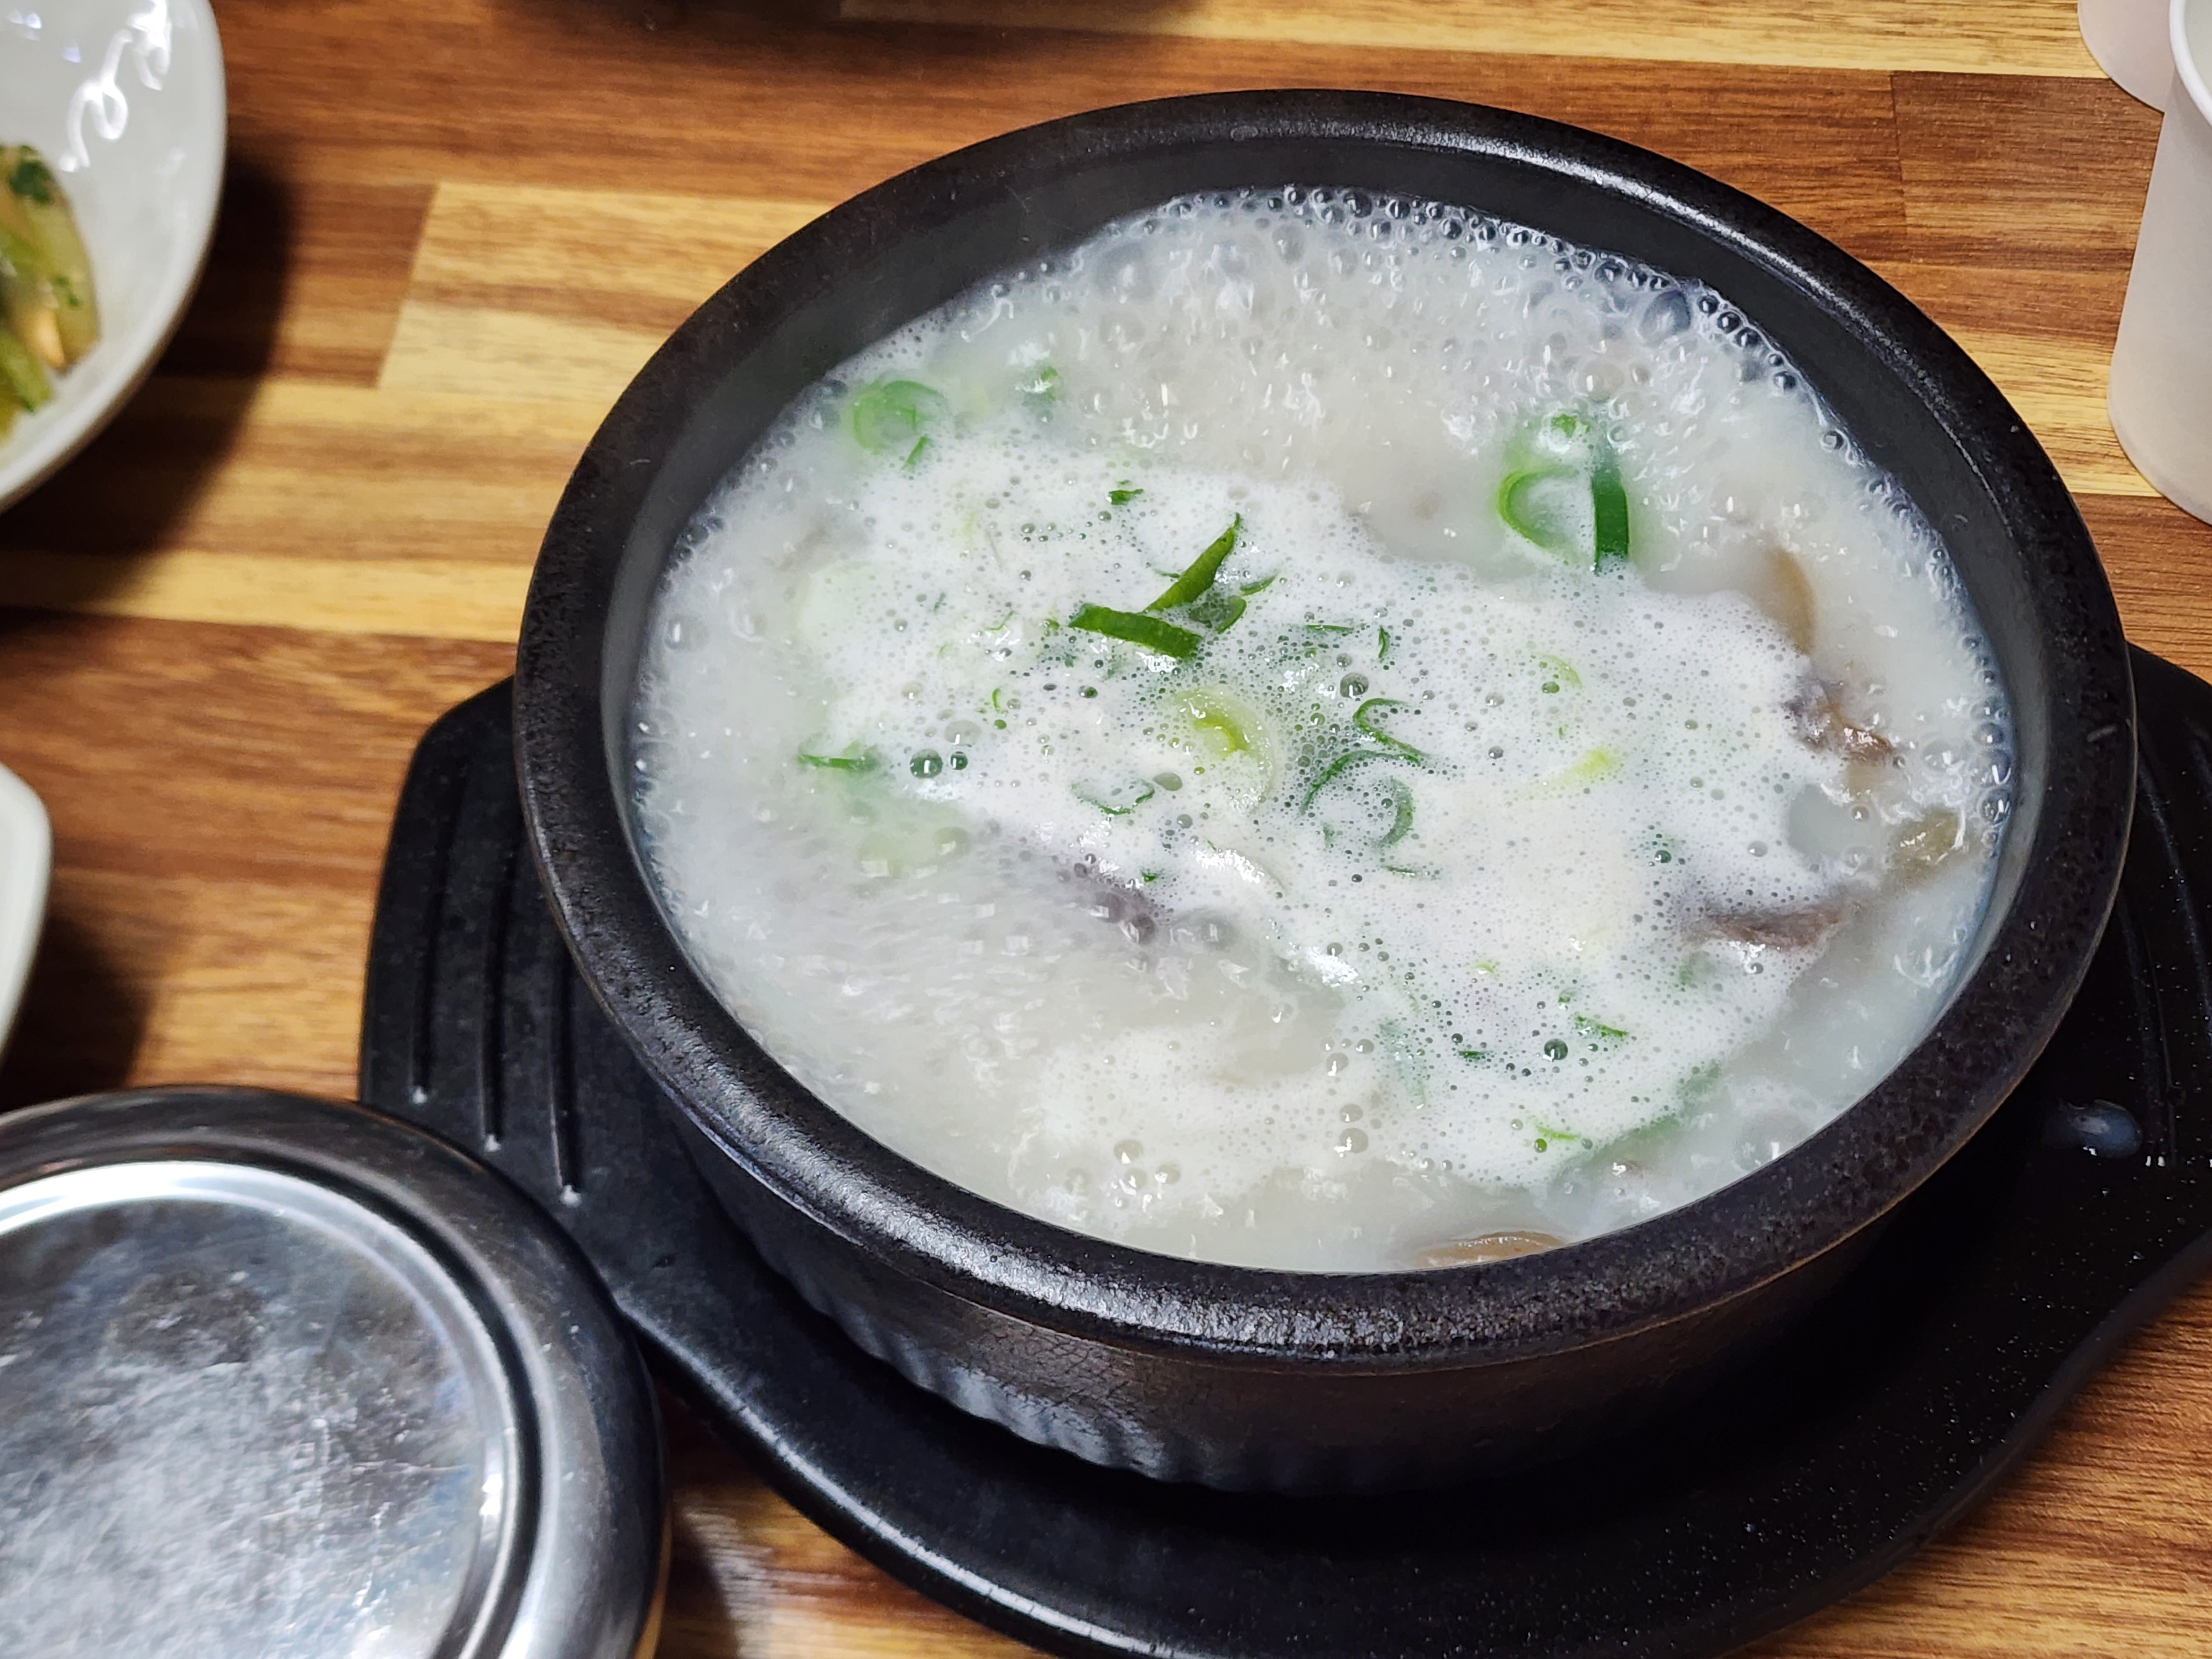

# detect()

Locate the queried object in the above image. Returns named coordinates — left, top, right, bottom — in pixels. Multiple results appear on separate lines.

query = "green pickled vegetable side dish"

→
left=0, top=327, right=49, bottom=413
left=0, top=144, right=98, bottom=395
left=6, top=154, right=52, bottom=205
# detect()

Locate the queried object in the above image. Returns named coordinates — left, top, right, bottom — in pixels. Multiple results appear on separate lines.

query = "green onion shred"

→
left=1146, top=515, right=1243, bottom=613
left=796, top=744, right=878, bottom=773
left=1068, top=604, right=1203, bottom=659
left=1352, top=697, right=1427, bottom=762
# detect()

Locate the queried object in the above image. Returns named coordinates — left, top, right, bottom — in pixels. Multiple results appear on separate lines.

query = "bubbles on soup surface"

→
left=632, top=187, right=2008, bottom=1271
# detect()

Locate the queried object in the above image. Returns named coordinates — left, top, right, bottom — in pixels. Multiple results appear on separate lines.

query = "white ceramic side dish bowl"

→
left=0, top=763, right=49, bottom=1053
left=0, top=0, right=225, bottom=512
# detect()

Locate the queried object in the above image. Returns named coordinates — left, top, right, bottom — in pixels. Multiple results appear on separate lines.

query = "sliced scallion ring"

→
left=1593, top=454, right=1631, bottom=568
left=1498, top=466, right=1590, bottom=559
left=851, top=378, right=949, bottom=455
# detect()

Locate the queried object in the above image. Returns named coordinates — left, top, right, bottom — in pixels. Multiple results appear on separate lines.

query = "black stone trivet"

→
left=361, top=647, right=2212, bottom=1659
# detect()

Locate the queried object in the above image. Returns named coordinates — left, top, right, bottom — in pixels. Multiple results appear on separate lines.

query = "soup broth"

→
left=630, top=187, right=2012, bottom=1271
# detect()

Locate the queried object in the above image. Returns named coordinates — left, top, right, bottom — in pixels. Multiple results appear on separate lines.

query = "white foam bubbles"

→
left=630, top=187, right=2008, bottom=1270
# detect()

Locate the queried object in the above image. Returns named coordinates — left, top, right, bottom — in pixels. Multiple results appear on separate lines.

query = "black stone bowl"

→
left=514, top=91, right=2134, bottom=1493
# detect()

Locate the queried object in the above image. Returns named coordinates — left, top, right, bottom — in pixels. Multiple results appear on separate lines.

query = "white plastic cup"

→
left=2108, top=0, right=2212, bottom=524
left=2083, top=0, right=2176, bottom=108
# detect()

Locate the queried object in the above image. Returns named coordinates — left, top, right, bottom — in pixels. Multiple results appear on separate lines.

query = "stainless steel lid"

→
left=0, top=1087, right=665, bottom=1659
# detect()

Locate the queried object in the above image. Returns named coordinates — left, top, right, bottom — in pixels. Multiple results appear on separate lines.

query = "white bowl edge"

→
left=0, top=0, right=228, bottom=512
left=0, top=764, right=51, bottom=1053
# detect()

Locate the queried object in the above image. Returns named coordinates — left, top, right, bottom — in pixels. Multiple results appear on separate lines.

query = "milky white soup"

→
left=630, top=188, right=2012, bottom=1272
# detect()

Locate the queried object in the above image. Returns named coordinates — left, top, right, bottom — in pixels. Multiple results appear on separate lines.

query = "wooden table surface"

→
left=6, top=1, right=2212, bottom=1652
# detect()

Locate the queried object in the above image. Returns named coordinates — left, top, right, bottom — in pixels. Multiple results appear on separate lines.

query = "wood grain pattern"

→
left=1895, top=73, right=2163, bottom=270
left=3, top=2, right=2211, bottom=1655
left=842, top=0, right=2103, bottom=77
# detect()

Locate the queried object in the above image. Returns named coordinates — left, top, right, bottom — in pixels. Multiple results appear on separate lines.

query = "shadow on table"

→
left=655, top=1389, right=763, bottom=1659
left=0, top=154, right=294, bottom=630
left=498, top=0, right=1203, bottom=47
left=0, top=907, right=147, bottom=1113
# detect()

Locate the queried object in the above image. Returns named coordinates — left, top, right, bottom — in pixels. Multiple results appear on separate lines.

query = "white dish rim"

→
left=0, top=764, right=51, bottom=1053
left=0, top=0, right=228, bottom=513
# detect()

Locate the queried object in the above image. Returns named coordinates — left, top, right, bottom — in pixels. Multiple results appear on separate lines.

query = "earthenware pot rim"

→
left=515, top=89, right=2133, bottom=1368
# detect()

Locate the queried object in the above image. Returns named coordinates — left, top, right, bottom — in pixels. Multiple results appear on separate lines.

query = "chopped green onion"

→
left=1300, top=748, right=1383, bottom=811
left=7, top=153, right=53, bottom=205
left=1109, top=481, right=1144, bottom=505
left=1020, top=365, right=1061, bottom=400
left=1593, top=455, right=1631, bottom=567
left=1526, top=749, right=1619, bottom=795
left=1377, top=626, right=1392, bottom=663
left=1306, top=764, right=1415, bottom=849
left=1183, top=587, right=1247, bottom=633
left=1498, top=467, right=1585, bottom=556
left=796, top=744, right=878, bottom=773
left=1457, top=1047, right=1489, bottom=1062
left=1181, top=695, right=1255, bottom=757
left=904, top=436, right=931, bottom=468
left=1147, top=515, right=1243, bottom=613
left=1376, top=1018, right=1431, bottom=1108
left=1500, top=413, right=1634, bottom=570
left=1561, top=748, right=1618, bottom=787
left=1353, top=698, right=1427, bottom=762
left=1572, top=1015, right=1630, bottom=1041
left=1239, top=572, right=1278, bottom=596
left=1300, top=622, right=1360, bottom=637
left=1379, top=775, right=1415, bottom=847
left=1068, top=603, right=1202, bottom=659
left=1073, top=779, right=1156, bottom=815
left=851, top=378, right=949, bottom=455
